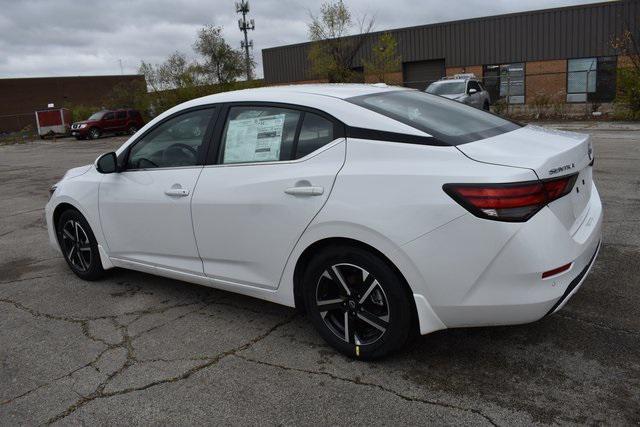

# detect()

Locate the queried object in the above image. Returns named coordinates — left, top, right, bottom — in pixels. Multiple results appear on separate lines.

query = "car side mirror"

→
left=468, top=88, right=478, bottom=94
left=96, top=152, right=118, bottom=174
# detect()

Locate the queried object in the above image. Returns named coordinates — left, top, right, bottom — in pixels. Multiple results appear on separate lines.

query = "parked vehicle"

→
left=35, top=108, right=72, bottom=138
left=70, top=109, right=144, bottom=140
left=46, top=84, right=601, bottom=359
left=426, top=74, right=491, bottom=110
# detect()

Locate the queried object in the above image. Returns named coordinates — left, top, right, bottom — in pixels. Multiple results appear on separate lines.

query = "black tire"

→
left=56, top=209, right=105, bottom=281
left=302, top=245, right=415, bottom=360
left=128, top=125, right=138, bottom=135
left=483, top=101, right=490, bottom=111
left=88, top=127, right=101, bottom=140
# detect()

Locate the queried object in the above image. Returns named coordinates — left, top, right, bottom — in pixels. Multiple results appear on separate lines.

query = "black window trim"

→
left=117, top=95, right=487, bottom=171
left=119, top=105, right=220, bottom=172
left=346, top=90, right=520, bottom=146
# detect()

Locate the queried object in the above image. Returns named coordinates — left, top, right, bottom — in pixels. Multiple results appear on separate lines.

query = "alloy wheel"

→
left=60, top=219, right=92, bottom=272
left=315, top=263, right=390, bottom=345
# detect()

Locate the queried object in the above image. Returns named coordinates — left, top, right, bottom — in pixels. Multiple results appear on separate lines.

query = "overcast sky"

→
left=0, top=0, right=609, bottom=79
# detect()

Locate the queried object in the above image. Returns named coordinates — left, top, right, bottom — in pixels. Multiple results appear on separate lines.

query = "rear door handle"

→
left=284, top=186, right=324, bottom=196
left=165, top=187, right=190, bottom=197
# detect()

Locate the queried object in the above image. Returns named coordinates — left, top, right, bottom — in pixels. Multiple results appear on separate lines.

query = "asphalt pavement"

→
left=1, top=122, right=638, bottom=425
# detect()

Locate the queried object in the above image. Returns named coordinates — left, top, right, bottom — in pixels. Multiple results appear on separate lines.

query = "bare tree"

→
left=307, top=0, right=374, bottom=82
left=193, top=25, right=247, bottom=84
left=139, top=52, right=199, bottom=92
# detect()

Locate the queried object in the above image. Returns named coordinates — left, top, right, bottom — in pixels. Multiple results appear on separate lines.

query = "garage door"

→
left=402, top=59, right=445, bottom=90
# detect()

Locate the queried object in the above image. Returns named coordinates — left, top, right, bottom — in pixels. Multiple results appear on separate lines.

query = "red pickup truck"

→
left=70, top=109, right=145, bottom=140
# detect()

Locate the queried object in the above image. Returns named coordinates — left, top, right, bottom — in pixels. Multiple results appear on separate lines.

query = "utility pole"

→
left=236, top=0, right=255, bottom=81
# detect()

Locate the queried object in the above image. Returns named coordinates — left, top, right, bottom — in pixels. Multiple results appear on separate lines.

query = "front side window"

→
left=220, top=106, right=301, bottom=164
left=127, top=108, right=215, bottom=169
left=103, top=112, right=115, bottom=120
left=348, top=90, right=520, bottom=145
left=468, top=81, right=482, bottom=93
left=567, top=57, right=617, bottom=103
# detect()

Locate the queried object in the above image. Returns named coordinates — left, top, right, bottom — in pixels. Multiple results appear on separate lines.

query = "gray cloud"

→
left=0, top=0, right=608, bottom=79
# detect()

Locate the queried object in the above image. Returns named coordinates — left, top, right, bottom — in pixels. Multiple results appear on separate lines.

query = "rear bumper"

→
left=402, top=182, right=603, bottom=330
left=545, top=240, right=600, bottom=316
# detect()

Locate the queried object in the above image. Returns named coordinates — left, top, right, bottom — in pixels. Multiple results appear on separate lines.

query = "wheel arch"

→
left=51, top=199, right=114, bottom=270
left=292, top=236, right=420, bottom=332
left=52, top=202, right=79, bottom=229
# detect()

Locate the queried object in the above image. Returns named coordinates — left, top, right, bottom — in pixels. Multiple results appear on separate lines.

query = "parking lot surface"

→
left=1, top=123, right=639, bottom=425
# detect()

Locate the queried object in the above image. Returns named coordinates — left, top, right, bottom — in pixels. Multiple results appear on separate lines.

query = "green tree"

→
left=193, top=25, right=247, bottom=84
left=307, top=0, right=374, bottom=82
left=612, top=28, right=640, bottom=117
left=363, top=32, right=401, bottom=83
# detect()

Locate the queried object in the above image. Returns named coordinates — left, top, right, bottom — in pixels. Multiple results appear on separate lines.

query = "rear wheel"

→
left=88, top=127, right=101, bottom=140
left=128, top=125, right=138, bottom=135
left=483, top=100, right=490, bottom=111
left=302, top=245, right=414, bottom=360
left=56, top=209, right=105, bottom=281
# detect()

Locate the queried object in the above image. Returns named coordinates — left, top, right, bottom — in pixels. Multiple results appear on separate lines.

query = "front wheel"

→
left=56, top=209, right=105, bottom=281
left=88, top=127, right=101, bottom=140
left=483, top=101, right=490, bottom=111
left=302, top=245, right=415, bottom=360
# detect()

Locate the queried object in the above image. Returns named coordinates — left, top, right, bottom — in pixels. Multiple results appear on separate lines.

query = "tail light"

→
left=443, top=174, right=578, bottom=222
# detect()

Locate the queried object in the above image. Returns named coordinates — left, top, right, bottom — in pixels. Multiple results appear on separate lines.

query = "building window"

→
left=567, top=57, right=617, bottom=103
left=483, top=63, right=525, bottom=104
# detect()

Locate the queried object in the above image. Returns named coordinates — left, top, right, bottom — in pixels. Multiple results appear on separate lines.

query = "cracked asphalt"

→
left=1, top=122, right=639, bottom=425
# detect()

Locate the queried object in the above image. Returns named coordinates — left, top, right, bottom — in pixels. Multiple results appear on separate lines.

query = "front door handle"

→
left=165, top=187, right=190, bottom=197
left=284, top=186, right=324, bottom=196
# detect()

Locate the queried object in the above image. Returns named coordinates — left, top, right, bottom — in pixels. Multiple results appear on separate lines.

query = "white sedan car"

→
left=46, top=84, right=602, bottom=359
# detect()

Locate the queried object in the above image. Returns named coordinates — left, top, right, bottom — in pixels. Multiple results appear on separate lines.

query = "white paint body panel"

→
left=98, top=168, right=204, bottom=275
left=44, top=84, right=603, bottom=337
left=191, top=139, right=346, bottom=289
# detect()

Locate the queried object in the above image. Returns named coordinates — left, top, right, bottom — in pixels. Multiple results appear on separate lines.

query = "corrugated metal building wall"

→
left=262, top=0, right=639, bottom=84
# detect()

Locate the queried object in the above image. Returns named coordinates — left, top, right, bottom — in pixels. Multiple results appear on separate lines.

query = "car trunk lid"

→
left=456, top=125, right=594, bottom=231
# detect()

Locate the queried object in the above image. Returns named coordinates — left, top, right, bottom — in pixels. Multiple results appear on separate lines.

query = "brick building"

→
left=0, top=74, right=146, bottom=133
left=262, top=0, right=639, bottom=110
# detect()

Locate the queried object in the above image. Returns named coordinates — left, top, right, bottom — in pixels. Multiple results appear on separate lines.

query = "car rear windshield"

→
left=347, top=90, right=520, bottom=145
left=426, top=81, right=465, bottom=95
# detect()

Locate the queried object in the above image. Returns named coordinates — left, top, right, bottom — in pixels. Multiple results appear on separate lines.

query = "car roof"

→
left=191, top=83, right=409, bottom=104
left=117, top=84, right=431, bottom=155
left=432, top=79, right=467, bottom=84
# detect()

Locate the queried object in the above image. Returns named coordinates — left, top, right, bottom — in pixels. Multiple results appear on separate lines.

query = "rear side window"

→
left=295, top=113, right=334, bottom=159
left=220, top=106, right=301, bottom=164
left=348, top=90, right=520, bottom=145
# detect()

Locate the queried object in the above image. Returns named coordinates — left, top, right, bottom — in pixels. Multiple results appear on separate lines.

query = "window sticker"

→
left=224, top=114, right=286, bottom=163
